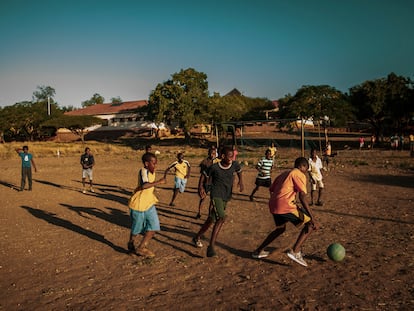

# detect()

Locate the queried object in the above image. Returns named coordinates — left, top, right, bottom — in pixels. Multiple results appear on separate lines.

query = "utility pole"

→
left=47, top=96, right=51, bottom=116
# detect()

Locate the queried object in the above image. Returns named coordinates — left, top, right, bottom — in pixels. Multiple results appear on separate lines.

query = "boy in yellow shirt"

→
left=128, top=152, right=166, bottom=257
left=165, top=152, right=191, bottom=206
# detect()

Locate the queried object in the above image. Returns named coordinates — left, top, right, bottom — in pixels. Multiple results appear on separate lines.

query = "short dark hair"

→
left=84, top=147, right=90, bottom=152
left=23, top=145, right=28, bottom=150
left=221, top=146, right=232, bottom=156
left=294, top=157, right=309, bottom=168
left=142, top=152, right=156, bottom=164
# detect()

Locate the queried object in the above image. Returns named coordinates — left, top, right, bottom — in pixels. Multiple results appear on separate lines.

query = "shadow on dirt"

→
left=20, top=205, right=128, bottom=254
left=356, top=174, right=414, bottom=189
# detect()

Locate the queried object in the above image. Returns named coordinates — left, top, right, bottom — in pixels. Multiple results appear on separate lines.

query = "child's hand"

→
left=158, top=178, right=166, bottom=184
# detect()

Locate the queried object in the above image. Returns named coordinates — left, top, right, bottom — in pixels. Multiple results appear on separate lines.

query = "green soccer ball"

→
left=327, top=243, right=346, bottom=262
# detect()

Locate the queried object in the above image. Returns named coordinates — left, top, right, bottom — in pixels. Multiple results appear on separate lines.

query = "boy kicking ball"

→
left=252, top=157, right=319, bottom=267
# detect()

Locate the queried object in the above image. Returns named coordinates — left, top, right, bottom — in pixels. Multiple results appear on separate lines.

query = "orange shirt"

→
left=268, top=168, right=307, bottom=215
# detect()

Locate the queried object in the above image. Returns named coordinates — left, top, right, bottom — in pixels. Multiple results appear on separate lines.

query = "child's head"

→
left=177, top=152, right=184, bottom=162
left=142, top=152, right=157, bottom=173
left=310, top=148, right=317, bottom=158
left=23, top=146, right=29, bottom=152
left=84, top=147, right=91, bottom=154
left=294, top=157, right=309, bottom=173
left=220, top=146, right=233, bottom=166
left=208, top=147, right=216, bottom=159
left=145, top=145, right=152, bottom=153
left=265, top=149, right=271, bottom=159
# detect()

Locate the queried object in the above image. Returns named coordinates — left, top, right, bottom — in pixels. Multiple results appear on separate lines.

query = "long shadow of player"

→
left=20, top=205, right=127, bottom=254
left=59, top=203, right=130, bottom=229
left=33, top=179, right=80, bottom=192
left=0, top=180, right=20, bottom=191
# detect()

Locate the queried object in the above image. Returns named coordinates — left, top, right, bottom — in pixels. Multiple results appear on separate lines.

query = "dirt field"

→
left=1, top=145, right=413, bottom=310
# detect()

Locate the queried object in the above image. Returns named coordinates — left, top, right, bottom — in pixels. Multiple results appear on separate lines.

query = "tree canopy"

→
left=278, top=85, right=353, bottom=127
left=82, top=93, right=105, bottom=107
left=349, top=72, right=413, bottom=137
left=148, top=68, right=209, bottom=138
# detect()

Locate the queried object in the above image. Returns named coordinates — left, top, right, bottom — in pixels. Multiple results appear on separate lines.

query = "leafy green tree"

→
left=42, top=115, right=103, bottom=142
left=148, top=68, right=209, bottom=139
left=278, top=85, right=353, bottom=127
left=82, top=93, right=105, bottom=107
left=32, top=85, right=56, bottom=102
left=349, top=72, right=413, bottom=138
left=111, top=96, right=123, bottom=104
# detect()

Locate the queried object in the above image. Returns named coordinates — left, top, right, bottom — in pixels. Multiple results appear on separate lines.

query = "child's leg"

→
left=209, top=218, right=224, bottom=248
left=310, top=190, right=315, bottom=204
left=169, top=188, right=179, bottom=206
left=250, top=185, right=259, bottom=200
left=292, top=223, right=314, bottom=253
left=195, top=217, right=213, bottom=239
left=317, top=187, right=323, bottom=203
left=254, top=224, right=286, bottom=254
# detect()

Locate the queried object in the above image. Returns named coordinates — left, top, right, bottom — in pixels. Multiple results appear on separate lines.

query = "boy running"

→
left=165, top=153, right=191, bottom=207
left=197, top=147, right=220, bottom=219
left=192, top=147, right=244, bottom=257
left=249, top=149, right=274, bottom=201
left=128, top=152, right=166, bottom=258
left=252, top=157, right=319, bottom=267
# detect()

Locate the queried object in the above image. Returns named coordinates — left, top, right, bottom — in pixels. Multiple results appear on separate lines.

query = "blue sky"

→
left=0, top=0, right=413, bottom=108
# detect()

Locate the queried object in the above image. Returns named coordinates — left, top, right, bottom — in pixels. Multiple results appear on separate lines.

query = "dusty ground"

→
left=1, top=146, right=413, bottom=311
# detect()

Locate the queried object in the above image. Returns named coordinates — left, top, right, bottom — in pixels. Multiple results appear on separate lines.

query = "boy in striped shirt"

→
left=250, top=149, right=274, bottom=201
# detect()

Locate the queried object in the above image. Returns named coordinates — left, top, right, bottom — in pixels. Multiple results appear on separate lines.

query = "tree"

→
left=82, top=93, right=105, bottom=107
left=349, top=73, right=413, bottom=138
left=111, top=96, right=123, bottom=104
left=278, top=85, right=353, bottom=127
left=148, top=68, right=209, bottom=139
left=42, top=115, right=103, bottom=142
left=32, top=85, right=56, bottom=103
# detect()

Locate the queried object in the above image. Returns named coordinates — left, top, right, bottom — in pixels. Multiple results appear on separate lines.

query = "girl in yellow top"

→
left=165, top=152, right=191, bottom=206
left=128, top=152, right=166, bottom=258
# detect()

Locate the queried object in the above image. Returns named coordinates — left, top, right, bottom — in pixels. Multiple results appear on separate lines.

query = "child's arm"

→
left=198, top=174, right=207, bottom=198
left=298, top=191, right=319, bottom=230
left=185, top=163, right=191, bottom=179
left=31, top=159, right=37, bottom=172
left=237, top=171, right=244, bottom=192
left=15, top=148, right=23, bottom=154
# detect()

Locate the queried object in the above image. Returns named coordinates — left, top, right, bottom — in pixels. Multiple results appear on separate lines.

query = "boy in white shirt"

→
left=308, top=148, right=324, bottom=206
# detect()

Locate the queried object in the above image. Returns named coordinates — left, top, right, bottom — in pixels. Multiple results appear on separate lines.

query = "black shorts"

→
left=272, top=207, right=311, bottom=227
left=255, top=178, right=271, bottom=188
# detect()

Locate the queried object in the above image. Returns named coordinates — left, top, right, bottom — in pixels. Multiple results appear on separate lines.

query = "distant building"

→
left=65, top=100, right=148, bottom=126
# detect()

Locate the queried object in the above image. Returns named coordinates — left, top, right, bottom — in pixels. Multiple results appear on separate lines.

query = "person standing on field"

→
left=249, top=149, right=273, bottom=201
left=80, top=147, right=95, bottom=194
left=252, top=157, right=319, bottom=267
left=128, top=152, right=166, bottom=258
left=192, top=147, right=244, bottom=257
left=16, top=146, right=37, bottom=191
left=165, top=152, right=191, bottom=207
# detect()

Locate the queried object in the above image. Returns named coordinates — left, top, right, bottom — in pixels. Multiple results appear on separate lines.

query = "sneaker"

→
left=252, top=250, right=270, bottom=259
left=82, top=189, right=86, bottom=194
left=192, top=237, right=203, bottom=248
left=316, top=201, right=323, bottom=206
left=90, top=188, right=95, bottom=193
left=309, top=201, right=314, bottom=206
left=136, top=247, right=155, bottom=258
left=287, top=250, right=308, bottom=267
left=207, top=245, right=217, bottom=257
